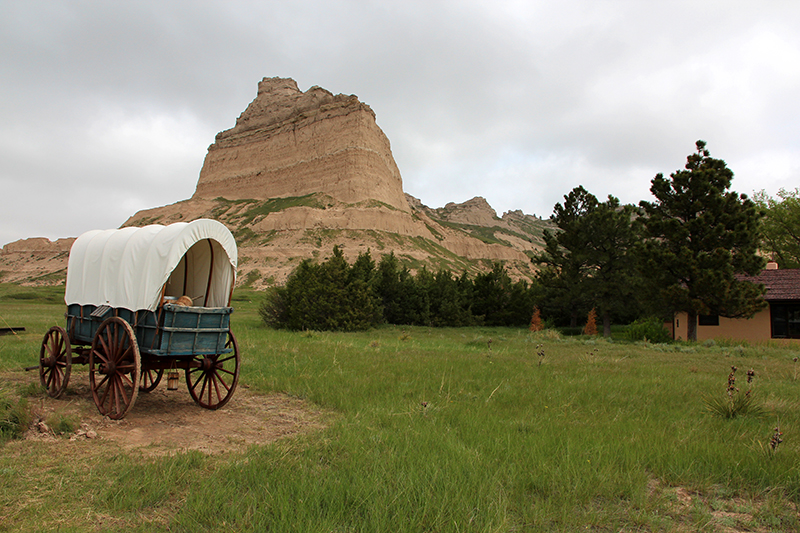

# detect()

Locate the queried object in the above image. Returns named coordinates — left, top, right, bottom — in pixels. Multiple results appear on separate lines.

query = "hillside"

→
left=0, top=77, right=552, bottom=287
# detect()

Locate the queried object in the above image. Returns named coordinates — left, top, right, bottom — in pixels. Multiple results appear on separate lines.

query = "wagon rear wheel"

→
left=89, top=317, right=140, bottom=420
left=39, top=326, right=71, bottom=398
left=139, top=368, right=163, bottom=392
left=185, top=331, right=240, bottom=410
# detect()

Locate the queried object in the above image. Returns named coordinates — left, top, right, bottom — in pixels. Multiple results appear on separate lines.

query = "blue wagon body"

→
left=67, top=303, right=233, bottom=357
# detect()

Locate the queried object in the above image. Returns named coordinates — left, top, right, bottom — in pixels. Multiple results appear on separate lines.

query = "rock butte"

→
left=1, top=77, right=550, bottom=287
left=193, top=78, right=409, bottom=212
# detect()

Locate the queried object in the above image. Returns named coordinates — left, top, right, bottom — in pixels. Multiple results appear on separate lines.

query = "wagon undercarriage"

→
left=39, top=313, right=240, bottom=419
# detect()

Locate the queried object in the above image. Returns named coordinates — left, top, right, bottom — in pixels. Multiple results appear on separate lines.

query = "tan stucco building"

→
left=670, top=266, right=800, bottom=343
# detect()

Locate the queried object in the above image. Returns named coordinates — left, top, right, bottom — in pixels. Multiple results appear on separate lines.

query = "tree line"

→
left=261, top=141, right=798, bottom=341
left=259, top=247, right=537, bottom=331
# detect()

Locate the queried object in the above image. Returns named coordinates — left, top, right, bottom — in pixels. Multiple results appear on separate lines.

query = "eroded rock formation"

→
left=193, top=77, right=409, bottom=212
left=1, top=78, right=551, bottom=287
left=0, top=238, right=74, bottom=285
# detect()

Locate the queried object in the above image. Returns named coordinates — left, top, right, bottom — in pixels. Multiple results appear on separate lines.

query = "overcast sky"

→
left=2, top=0, right=799, bottom=246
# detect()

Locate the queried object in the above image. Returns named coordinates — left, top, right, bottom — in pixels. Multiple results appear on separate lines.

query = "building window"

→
left=698, top=314, right=719, bottom=326
left=770, top=303, right=800, bottom=339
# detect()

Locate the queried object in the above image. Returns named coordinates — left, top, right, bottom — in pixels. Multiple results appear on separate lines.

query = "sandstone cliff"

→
left=1, top=77, right=552, bottom=287
left=193, top=77, right=410, bottom=212
left=0, top=238, right=74, bottom=285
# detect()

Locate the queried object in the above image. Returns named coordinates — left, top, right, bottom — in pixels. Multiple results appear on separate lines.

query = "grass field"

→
left=2, top=284, right=800, bottom=531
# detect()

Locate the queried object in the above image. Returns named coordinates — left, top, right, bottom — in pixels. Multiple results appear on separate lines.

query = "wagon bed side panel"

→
left=66, top=303, right=232, bottom=357
left=154, top=304, right=232, bottom=357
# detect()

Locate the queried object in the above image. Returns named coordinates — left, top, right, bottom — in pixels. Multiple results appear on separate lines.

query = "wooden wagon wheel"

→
left=89, top=317, right=141, bottom=420
left=39, top=326, right=71, bottom=398
left=185, top=331, right=240, bottom=410
left=139, top=368, right=163, bottom=392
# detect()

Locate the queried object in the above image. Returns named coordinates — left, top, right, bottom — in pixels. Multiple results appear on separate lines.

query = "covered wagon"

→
left=37, top=219, right=240, bottom=419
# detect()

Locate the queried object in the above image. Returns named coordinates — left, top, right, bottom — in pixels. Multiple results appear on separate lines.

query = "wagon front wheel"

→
left=89, top=317, right=140, bottom=419
left=39, top=326, right=71, bottom=398
left=186, top=331, right=240, bottom=410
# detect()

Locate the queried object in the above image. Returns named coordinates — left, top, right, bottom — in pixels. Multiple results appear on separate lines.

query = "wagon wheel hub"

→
left=103, top=360, right=116, bottom=375
left=200, top=356, right=216, bottom=372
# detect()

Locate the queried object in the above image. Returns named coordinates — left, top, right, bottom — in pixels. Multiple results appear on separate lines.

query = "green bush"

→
left=624, top=317, right=672, bottom=343
left=260, top=246, right=381, bottom=331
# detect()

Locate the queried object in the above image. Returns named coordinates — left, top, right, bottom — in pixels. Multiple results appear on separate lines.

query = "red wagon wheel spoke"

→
left=215, top=367, right=236, bottom=379
left=186, top=331, right=240, bottom=410
left=39, top=326, right=71, bottom=399
left=97, top=335, right=111, bottom=361
left=45, top=368, right=59, bottom=391
left=215, top=353, right=237, bottom=365
left=98, top=376, right=112, bottom=409
left=215, top=372, right=233, bottom=391
left=139, top=367, right=163, bottom=392
left=114, top=378, right=126, bottom=413
left=91, top=348, right=109, bottom=365
left=89, top=317, right=140, bottom=420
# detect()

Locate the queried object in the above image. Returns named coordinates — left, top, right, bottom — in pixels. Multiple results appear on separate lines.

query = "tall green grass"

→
left=2, top=285, right=800, bottom=531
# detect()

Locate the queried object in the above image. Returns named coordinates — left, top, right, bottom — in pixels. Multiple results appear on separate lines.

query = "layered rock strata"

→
left=1, top=77, right=550, bottom=287
left=193, top=77, right=409, bottom=212
left=0, top=238, right=74, bottom=284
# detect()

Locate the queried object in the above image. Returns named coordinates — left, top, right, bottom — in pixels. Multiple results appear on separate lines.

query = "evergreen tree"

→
left=472, top=262, right=534, bottom=326
left=504, top=278, right=537, bottom=327
left=375, top=252, right=402, bottom=323
left=583, top=196, right=641, bottom=336
left=271, top=259, right=323, bottom=330
left=428, top=269, right=473, bottom=327
left=349, top=248, right=377, bottom=284
left=375, top=253, right=426, bottom=325
left=535, top=186, right=643, bottom=335
left=534, top=186, right=598, bottom=328
left=639, top=141, right=766, bottom=341
left=472, top=263, right=508, bottom=325
left=259, top=246, right=381, bottom=331
left=412, top=267, right=434, bottom=326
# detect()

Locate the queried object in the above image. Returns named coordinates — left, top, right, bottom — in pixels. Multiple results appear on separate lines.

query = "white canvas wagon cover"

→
left=65, top=219, right=237, bottom=312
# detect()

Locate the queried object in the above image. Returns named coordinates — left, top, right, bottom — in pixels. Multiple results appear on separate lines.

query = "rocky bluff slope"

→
left=1, top=77, right=550, bottom=287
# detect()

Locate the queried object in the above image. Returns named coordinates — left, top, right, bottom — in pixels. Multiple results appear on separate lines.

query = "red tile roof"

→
left=740, top=269, right=800, bottom=301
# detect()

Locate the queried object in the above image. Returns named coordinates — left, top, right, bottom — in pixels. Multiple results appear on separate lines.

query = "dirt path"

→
left=15, top=373, right=331, bottom=455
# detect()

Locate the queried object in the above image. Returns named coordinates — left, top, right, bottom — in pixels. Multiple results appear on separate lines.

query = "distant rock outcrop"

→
left=0, top=238, right=73, bottom=285
left=1, top=78, right=552, bottom=287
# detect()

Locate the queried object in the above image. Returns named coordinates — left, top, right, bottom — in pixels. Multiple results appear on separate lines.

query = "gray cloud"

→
left=2, top=0, right=799, bottom=245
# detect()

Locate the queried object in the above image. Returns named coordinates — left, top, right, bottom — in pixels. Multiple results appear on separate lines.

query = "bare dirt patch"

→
left=11, top=371, right=331, bottom=455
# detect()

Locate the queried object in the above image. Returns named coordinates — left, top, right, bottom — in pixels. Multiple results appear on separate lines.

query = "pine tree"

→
left=260, top=246, right=381, bottom=331
left=535, top=186, right=639, bottom=334
left=639, top=141, right=766, bottom=341
left=583, top=196, right=641, bottom=336
left=535, top=187, right=597, bottom=327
